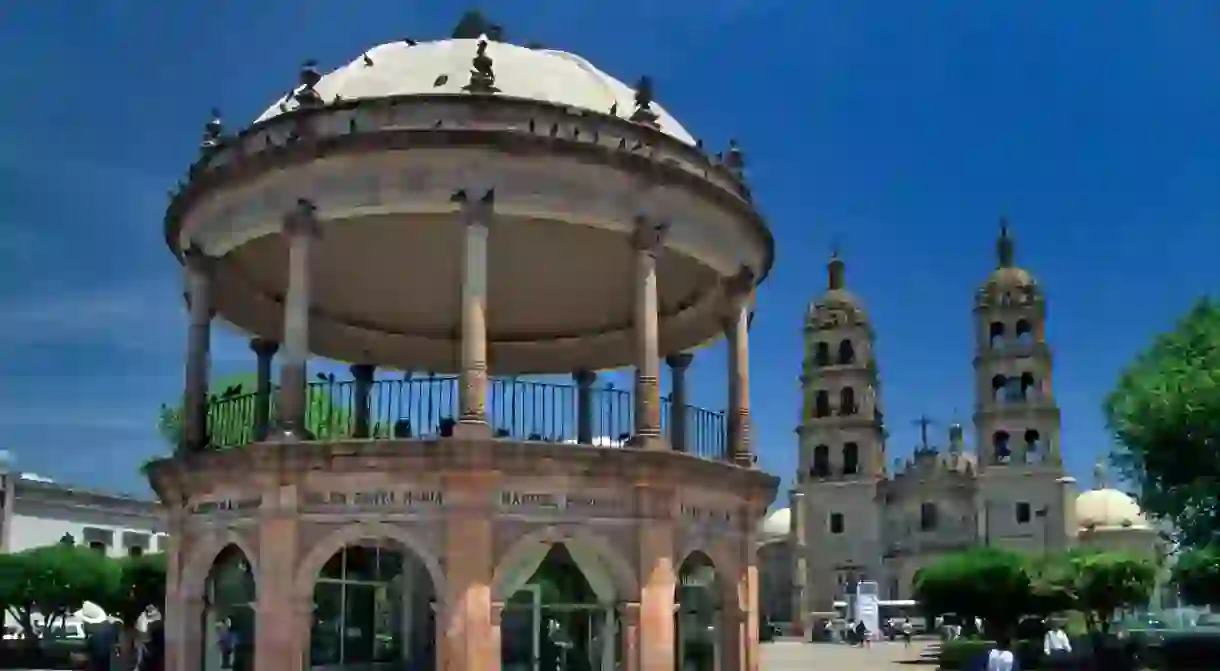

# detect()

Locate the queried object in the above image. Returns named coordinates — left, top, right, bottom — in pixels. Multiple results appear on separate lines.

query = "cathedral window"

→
left=838, top=339, right=856, bottom=365
left=815, top=391, right=831, bottom=418
left=989, top=321, right=1005, bottom=349
left=812, top=444, right=831, bottom=477
left=991, top=375, right=1007, bottom=403
left=1015, top=319, right=1034, bottom=346
left=843, top=442, right=859, bottom=475
left=993, top=431, right=1012, bottom=464
left=814, top=342, right=831, bottom=366
left=1016, top=502, right=1032, bottom=524
left=839, top=388, right=858, bottom=416
left=830, top=513, right=845, bottom=535
left=919, top=503, right=938, bottom=531
left=1020, top=372, right=1037, bottom=399
left=1004, top=377, right=1024, bottom=402
left=1024, top=429, right=1042, bottom=461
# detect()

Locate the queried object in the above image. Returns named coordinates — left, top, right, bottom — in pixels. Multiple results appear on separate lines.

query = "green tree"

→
left=1072, top=551, right=1157, bottom=633
left=913, top=547, right=1033, bottom=637
left=158, top=372, right=355, bottom=449
left=0, top=545, right=120, bottom=649
left=1172, top=545, right=1220, bottom=608
left=1104, top=298, right=1220, bottom=548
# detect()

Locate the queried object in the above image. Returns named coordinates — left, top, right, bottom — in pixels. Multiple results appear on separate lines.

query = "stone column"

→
left=182, top=246, right=215, bottom=452
left=665, top=353, right=693, bottom=452
left=724, top=268, right=755, bottom=466
left=453, top=189, right=493, bottom=437
left=441, top=474, right=496, bottom=669
left=574, top=370, right=596, bottom=444
left=350, top=363, right=375, bottom=438
left=630, top=216, right=667, bottom=449
left=255, top=486, right=302, bottom=671
left=790, top=490, right=809, bottom=636
left=273, top=198, right=320, bottom=440
left=635, top=485, right=675, bottom=671
left=250, top=338, right=278, bottom=441
left=620, top=602, right=641, bottom=671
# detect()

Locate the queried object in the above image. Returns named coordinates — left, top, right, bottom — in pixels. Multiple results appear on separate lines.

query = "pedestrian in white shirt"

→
left=1043, top=622, right=1072, bottom=664
left=986, top=634, right=1017, bottom=671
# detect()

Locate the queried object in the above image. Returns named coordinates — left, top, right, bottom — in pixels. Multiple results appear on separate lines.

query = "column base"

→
left=265, top=425, right=314, bottom=442
left=627, top=434, right=667, bottom=450
left=451, top=419, right=492, bottom=440
left=732, top=453, right=756, bottom=468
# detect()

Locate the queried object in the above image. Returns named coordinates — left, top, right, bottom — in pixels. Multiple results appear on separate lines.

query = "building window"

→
left=82, top=527, right=113, bottom=553
left=88, top=541, right=107, bottom=554
left=839, top=388, right=857, bottom=416
left=814, top=342, right=830, bottom=366
left=843, top=443, right=859, bottom=475
left=123, top=532, right=151, bottom=557
left=920, top=503, right=938, bottom=532
left=1016, top=502, right=1032, bottom=524
left=837, top=339, right=855, bottom=365
left=815, top=391, right=831, bottom=418
left=830, top=513, right=845, bottom=535
left=812, top=444, right=831, bottom=478
left=128, top=546, right=144, bottom=558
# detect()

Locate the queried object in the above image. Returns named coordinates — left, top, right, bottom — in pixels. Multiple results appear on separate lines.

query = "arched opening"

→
left=308, top=541, right=436, bottom=669
left=919, top=503, right=938, bottom=532
left=814, top=342, right=830, bottom=367
left=814, top=391, right=831, bottom=418
left=993, top=431, right=1011, bottom=464
left=990, top=375, right=1007, bottom=403
left=1020, top=372, right=1037, bottom=399
left=812, top=444, right=830, bottom=478
left=837, top=339, right=855, bottom=365
left=989, top=322, right=1005, bottom=349
left=1015, top=319, right=1034, bottom=346
left=1024, top=429, right=1042, bottom=463
left=1004, top=377, right=1024, bottom=403
left=838, top=388, right=857, bottom=416
left=202, top=545, right=256, bottom=671
left=675, top=552, right=722, bottom=671
left=500, top=542, right=620, bottom=671
left=843, top=442, right=860, bottom=476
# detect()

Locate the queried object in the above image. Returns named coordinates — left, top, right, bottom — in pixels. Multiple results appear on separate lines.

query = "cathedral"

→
left=756, top=222, right=1164, bottom=631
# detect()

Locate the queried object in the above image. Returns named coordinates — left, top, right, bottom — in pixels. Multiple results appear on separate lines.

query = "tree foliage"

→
left=1072, top=551, right=1157, bottom=633
left=0, top=545, right=121, bottom=649
left=913, top=547, right=1032, bottom=637
left=98, top=553, right=167, bottom=628
left=1104, top=298, right=1220, bottom=548
left=1172, top=545, right=1220, bottom=608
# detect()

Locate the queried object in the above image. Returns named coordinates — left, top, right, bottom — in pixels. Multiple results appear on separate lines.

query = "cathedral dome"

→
left=806, top=253, right=869, bottom=329
left=255, top=37, right=696, bottom=145
left=1075, top=488, right=1150, bottom=531
left=975, top=219, right=1041, bottom=309
left=759, top=507, right=791, bottom=541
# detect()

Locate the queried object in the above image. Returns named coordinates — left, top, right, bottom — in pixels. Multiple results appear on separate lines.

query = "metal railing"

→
left=204, top=376, right=729, bottom=462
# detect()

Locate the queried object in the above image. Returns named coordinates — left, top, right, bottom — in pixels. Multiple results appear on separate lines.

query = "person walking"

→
left=77, top=602, right=117, bottom=671
left=985, top=634, right=1017, bottom=671
left=900, top=618, right=914, bottom=647
left=1042, top=620, right=1073, bottom=668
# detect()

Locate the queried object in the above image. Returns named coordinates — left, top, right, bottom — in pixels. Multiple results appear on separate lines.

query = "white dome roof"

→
left=759, top=507, right=791, bottom=540
left=1075, top=488, right=1150, bottom=530
left=257, top=38, right=696, bottom=145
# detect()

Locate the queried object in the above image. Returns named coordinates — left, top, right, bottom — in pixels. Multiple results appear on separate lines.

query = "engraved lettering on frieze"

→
left=189, top=498, right=261, bottom=517
left=499, top=491, right=623, bottom=515
left=680, top=503, right=733, bottom=529
left=302, top=489, right=444, bottom=512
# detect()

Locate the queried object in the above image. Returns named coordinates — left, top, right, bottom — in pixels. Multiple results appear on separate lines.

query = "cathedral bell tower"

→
left=796, top=250, right=885, bottom=621
left=972, top=219, right=1069, bottom=552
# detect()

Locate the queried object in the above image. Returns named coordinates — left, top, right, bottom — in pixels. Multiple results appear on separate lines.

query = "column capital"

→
left=249, top=338, right=279, bottom=358
left=617, top=601, right=641, bottom=624
left=451, top=188, right=495, bottom=223
left=349, top=362, right=376, bottom=381
left=722, top=265, right=756, bottom=299
left=282, top=198, right=320, bottom=237
left=631, top=215, right=668, bottom=252
left=665, top=352, right=694, bottom=370
left=183, top=243, right=217, bottom=274
left=573, top=369, right=597, bottom=387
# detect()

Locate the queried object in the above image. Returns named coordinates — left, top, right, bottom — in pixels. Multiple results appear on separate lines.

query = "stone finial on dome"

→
left=724, top=139, right=745, bottom=174
left=462, top=39, right=500, bottom=94
left=1093, top=459, right=1109, bottom=490
left=948, top=421, right=964, bottom=453
left=997, top=216, right=1015, bottom=268
left=294, top=60, right=324, bottom=108
left=630, top=76, right=660, bottom=127
left=200, top=108, right=224, bottom=154
left=827, top=247, right=846, bottom=290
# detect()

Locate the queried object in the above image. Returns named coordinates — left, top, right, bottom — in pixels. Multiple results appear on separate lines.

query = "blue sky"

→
left=0, top=1, right=1217, bottom=496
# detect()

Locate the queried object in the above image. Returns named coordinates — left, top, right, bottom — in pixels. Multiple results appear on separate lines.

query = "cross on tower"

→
left=913, top=415, right=936, bottom=451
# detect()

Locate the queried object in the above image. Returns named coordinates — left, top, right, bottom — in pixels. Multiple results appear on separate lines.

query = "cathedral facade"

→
left=766, top=224, right=1082, bottom=627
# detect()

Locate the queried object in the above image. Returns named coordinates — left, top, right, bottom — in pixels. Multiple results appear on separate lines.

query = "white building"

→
left=0, top=460, right=165, bottom=558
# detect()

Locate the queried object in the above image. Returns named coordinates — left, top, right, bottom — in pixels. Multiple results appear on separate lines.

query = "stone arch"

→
left=292, top=521, right=447, bottom=599
left=675, top=541, right=739, bottom=608
left=180, top=529, right=261, bottom=602
left=492, top=525, right=638, bottom=602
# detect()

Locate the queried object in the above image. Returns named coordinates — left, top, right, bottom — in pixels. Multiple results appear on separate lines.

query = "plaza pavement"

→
left=762, top=638, right=937, bottom=669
